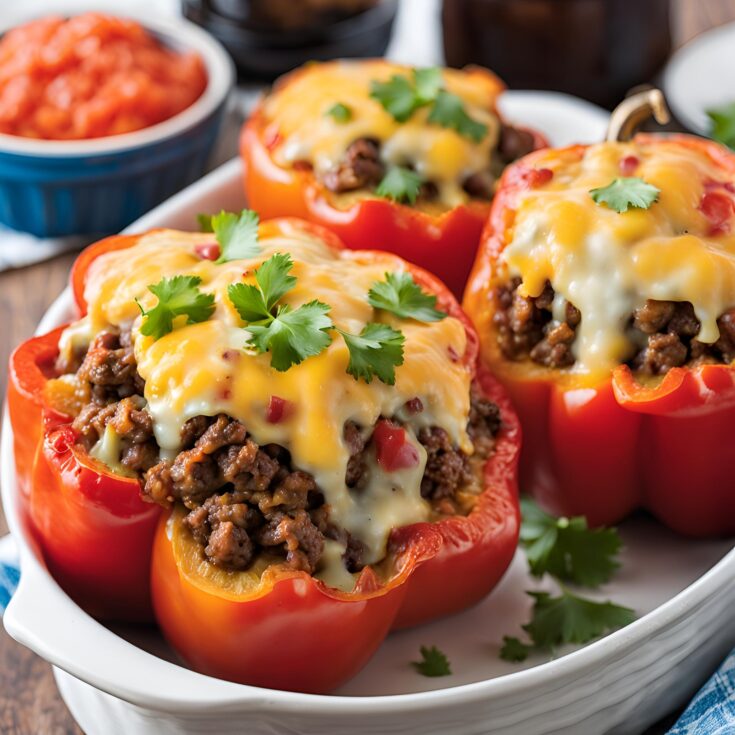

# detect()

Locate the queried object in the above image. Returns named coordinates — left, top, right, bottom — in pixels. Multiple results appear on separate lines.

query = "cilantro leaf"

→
left=228, top=252, right=299, bottom=323
left=500, top=636, right=533, bottom=663
left=340, top=323, right=405, bottom=385
left=500, top=589, right=635, bottom=661
left=254, top=252, right=298, bottom=311
left=211, top=209, right=260, bottom=263
left=325, top=102, right=352, bottom=123
left=524, top=590, right=635, bottom=648
left=414, top=67, right=443, bottom=104
left=197, top=213, right=213, bottom=232
left=228, top=253, right=333, bottom=370
left=137, top=275, right=215, bottom=340
left=707, top=101, right=735, bottom=149
left=428, top=90, right=488, bottom=142
left=368, top=271, right=447, bottom=322
left=370, top=73, right=422, bottom=122
left=375, top=166, right=424, bottom=204
left=520, top=498, right=622, bottom=588
left=247, top=300, right=333, bottom=371
left=411, top=645, right=451, bottom=677
left=227, top=282, right=269, bottom=323
left=589, top=177, right=660, bottom=213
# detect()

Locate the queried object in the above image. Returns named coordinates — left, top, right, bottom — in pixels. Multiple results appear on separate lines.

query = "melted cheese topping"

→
left=262, top=60, right=503, bottom=208
left=501, top=140, right=735, bottom=377
left=66, top=223, right=472, bottom=584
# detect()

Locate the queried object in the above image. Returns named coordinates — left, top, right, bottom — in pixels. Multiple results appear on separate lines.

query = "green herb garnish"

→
left=375, top=166, right=424, bottom=204
left=339, top=323, right=405, bottom=385
left=210, top=209, right=260, bottom=263
left=326, top=102, right=353, bottom=123
left=520, top=498, right=622, bottom=587
left=412, top=645, right=452, bottom=677
left=427, top=90, right=488, bottom=143
left=228, top=253, right=332, bottom=371
left=707, top=101, right=735, bottom=149
left=137, top=275, right=216, bottom=341
left=370, top=67, right=487, bottom=141
left=500, top=590, right=635, bottom=662
left=368, top=271, right=447, bottom=322
left=589, top=177, right=660, bottom=213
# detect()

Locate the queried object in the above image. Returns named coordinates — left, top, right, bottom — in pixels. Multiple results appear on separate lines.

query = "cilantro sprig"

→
left=500, top=499, right=634, bottom=663
left=370, top=66, right=487, bottom=141
left=589, top=177, right=660, bottom=213
left=210, top=209, right=260, bottom=263
left=339, top=323, right=405, bottom=385
left=519, top=498, right=621, bottom=587
left=137, top=275, right=216, bottom=341
left=375, top=166, right=424, bottom=204
left=412, top=645, right=452, bottom=677
left=227, top=253, right=405, bottom=382
left=368, top=271, right=447, bottom=322
left=428, top=90, right=488, bottom=143
left=500, top=590, right=635, bottom=662
left=326, top=102, right=352, bottom=123
left=707, top=101, right=735, bottom=149
left=228, top=253, right=333, bottom=371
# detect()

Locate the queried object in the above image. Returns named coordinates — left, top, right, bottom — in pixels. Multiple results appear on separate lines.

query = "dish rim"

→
left=0, top=6, right=234, bottom=158
left=3, top=154, right=735, bottom=716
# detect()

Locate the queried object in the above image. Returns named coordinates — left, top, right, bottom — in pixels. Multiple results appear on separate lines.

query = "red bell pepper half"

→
left=464, top=133, right=735, bottom=537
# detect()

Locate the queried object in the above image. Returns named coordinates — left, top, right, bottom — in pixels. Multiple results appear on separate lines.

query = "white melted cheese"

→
left=70, top=222, right=473, bottom=588
left=501, top=140, right=735, bottom=376
left=263, top=60, right=503, bottom=208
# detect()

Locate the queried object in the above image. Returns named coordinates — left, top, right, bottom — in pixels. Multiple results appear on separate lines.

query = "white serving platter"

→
left=3, top=91, right=734, bottom=735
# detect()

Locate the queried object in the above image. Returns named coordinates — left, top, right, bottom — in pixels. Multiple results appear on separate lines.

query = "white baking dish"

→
left=3, top=93, right=735, bottom=735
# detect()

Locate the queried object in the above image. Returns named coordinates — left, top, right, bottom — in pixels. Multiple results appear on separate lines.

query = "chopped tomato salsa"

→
left=0, top=14, right=207, bottom=140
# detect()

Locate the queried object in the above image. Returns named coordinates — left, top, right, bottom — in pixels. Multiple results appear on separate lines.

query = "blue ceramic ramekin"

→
left=0, top=13, right=234, bottom=238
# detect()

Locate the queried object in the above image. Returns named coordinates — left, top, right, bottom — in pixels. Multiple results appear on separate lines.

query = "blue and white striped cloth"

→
left=0, top=535, right=19, bottom=615
left=0, top=532, right=731, bottom=732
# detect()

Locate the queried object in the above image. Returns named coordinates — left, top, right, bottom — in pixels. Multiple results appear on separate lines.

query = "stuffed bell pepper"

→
left=240, top=59, right=547, bottom=297
left=11, top=214, right=520, bottom=691
left=464, top=133, right=735, bottom=537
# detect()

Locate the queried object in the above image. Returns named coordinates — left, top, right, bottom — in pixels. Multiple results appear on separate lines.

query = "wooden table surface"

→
left=2, top=2, right=735, bottom=731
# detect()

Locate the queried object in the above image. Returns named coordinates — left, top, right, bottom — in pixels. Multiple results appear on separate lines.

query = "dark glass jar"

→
left=183, top=0, right=399, bottom=80
left=442, top=0, right=672, bottom=109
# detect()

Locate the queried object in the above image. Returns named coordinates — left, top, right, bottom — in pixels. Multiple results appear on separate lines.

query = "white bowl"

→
left=663, top=21, right=735, bottom=136
left=3, top=93, right=735, bottom=735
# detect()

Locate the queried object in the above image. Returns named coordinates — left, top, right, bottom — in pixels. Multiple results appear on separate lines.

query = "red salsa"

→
left=0, top=14, right=208, bottom=140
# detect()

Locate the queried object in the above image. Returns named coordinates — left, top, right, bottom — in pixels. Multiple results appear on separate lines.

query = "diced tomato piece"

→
left=619, top=155, right=640, bottom=176
left=265, top=395, right=293, bottom=424
left=194, top=242, right=220, bottom=261
left=373, top=419, right=420, bottom=472
left=0, top=13, right=207, bottom=140
left=526, top=168, right=554, bottom=188
left=699, top=190, right=734, bottom=234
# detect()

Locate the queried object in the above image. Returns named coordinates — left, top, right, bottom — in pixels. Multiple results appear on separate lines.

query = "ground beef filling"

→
left=316, top=124, right=537, bottom=200
left=64, top=330, right=500, bottom=574
left=494, top=278, right=735, bottom=375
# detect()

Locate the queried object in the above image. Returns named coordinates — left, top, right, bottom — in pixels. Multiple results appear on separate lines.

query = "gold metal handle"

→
left=605, top=89, right=671, bottom=142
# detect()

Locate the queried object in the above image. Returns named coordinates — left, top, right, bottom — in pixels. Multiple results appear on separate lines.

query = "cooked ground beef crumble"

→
left=61, top=330, right=500, bottom=575
left=316, top=124, right=537, bottom=200
left=494, top=277, right=735, bottom=374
